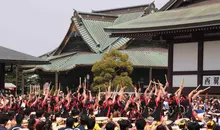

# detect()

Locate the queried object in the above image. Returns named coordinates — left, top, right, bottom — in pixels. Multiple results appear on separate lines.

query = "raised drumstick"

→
left=203, top=86, right=211, bottom=92
left=180, top=79, right=184, bottom=87
left=195, top=85, right=201, bottom=91
left=165, top=74, right=168, bottom=82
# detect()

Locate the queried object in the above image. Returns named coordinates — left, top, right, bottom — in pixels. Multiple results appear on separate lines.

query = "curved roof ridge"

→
left=78, top=11, right=118, bottom=18
left=92, top=4, right=149, bottom=13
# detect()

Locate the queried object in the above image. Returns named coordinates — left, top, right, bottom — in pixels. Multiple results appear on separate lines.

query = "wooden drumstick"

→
left=180, top=79, right=184, bottom=87
left=195, top=85, right=201, bottom=91
left=203, top=86, right=211, bottom=92
left=165, top=74, right=168, bottom=82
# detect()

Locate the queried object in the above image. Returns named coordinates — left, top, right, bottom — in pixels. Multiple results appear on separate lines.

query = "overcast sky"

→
left=0, top=0, right=168, bottom=56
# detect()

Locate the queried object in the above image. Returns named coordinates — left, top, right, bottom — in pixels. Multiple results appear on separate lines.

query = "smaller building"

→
left=0, top=45, right=48, bottom=93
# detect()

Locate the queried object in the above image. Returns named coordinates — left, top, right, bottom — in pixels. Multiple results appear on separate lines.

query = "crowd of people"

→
left=0, top=79, right=220, bottom=130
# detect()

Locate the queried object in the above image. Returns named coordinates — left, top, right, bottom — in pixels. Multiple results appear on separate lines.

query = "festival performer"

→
left=142, top=81, right=154, bottom=119
left=168, top=79, right=184, bottom=121
left=103, top=84, right=114, bottom=118
left=180, top=85, right=199, bottom=120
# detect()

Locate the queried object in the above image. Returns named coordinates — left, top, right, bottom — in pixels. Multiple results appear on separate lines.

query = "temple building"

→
left=105, top=0, right=220, bottom=94
left=24, top=3, right=168, bottom=90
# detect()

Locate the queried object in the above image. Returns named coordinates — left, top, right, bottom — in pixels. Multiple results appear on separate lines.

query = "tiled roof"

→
left=73, top=17, right=100, bottom=53
left=24, top=47, right=167, bottom=73
left=121, top=48, right=167, bottom=68
left=113, top=12, right=143, bottom=25
left=73, top=11, right=145, bottom=53
left=0, top=46, right=49, bottom=65
left=24, top=52, right=103, bottom=73
left=105, top=2, right=220, bottom=34
left=43, top=3, right=155, bottom=56
left=77, top=11, right=118, bottom=17
left=82, top=19, right=115, bottom=51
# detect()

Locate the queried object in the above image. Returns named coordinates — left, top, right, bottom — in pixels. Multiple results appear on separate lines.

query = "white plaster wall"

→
left=203, top=41, right=220, bottom=70
left=173, top=42, right=198, bottom=71
left=173, top=75, right=197, bottom=87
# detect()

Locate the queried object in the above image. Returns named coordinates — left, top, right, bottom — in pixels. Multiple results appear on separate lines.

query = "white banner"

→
left=203, top=76, right=220, bottom=86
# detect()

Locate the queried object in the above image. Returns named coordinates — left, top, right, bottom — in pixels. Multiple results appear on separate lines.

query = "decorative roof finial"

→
left=143, top=1, right=157, bottom=16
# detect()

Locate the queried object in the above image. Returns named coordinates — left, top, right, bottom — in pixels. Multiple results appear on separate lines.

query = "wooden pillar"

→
left=149, top=68, right=152, bottom=83
left=197, top=34, right=204, bottom=87
left=55, top=72, right=59, bottom=88
left=15, top=65, right=18, bottom=96
left=21, top=72, right=24, bottom=95
left=168, top=43, right=174, bottom=93
left=0, top=63, right=5, bottom=90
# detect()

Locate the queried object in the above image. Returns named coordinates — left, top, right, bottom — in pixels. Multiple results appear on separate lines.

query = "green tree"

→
left=91, top=49, right=133, bottom=92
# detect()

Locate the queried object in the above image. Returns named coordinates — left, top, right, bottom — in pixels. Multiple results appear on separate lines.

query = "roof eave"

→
left=106, top=21, right=220, bottom=37
left=1, top=60, right=50, bottom=65
left=24, top=64, right=167, bottom=73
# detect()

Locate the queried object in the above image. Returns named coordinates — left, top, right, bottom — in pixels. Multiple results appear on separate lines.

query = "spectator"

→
left=135, top=118, right=146, bottom=130
left=59, top=117, right=74, bottom=130
left=0, top=114, right=9, bottom=130
left=74, top=114, right=88, bottom=130
left=87, top=118, right=95, bottom=130
left=10, top=114, right=24, bottom=130
left=105, top=122, right=115, bottom=130
left=28, top=118, right=36, bottom=130
left=118, top=120, right=131, bottom=130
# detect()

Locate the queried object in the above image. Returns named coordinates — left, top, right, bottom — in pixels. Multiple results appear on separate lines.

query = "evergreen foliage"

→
left=91, top=49, right=133, bottom=92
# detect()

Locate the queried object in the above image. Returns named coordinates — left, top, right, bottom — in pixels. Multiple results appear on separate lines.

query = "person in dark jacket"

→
left=9, top=114, right=24, bottom=130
